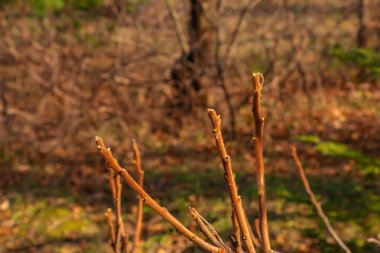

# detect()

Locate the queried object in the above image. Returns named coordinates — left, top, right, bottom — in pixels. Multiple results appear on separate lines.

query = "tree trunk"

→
left=170, top=0, right=215, bottom=113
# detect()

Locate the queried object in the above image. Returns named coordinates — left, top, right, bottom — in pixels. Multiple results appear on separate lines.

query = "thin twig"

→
left=105, top=208, right=116, bottom=247
left=189, top=207, right=229, bottom=250
left=251, top=73, right=272, bottom=253
left=224, top=0, right=262, bottom=60
left=95, top=136, right=222, bottom=253
left=254, top=219, right=262, bottom=245
left=131, top=140, right=144, bottom=253
left=164, top=0, right=190, bottom=55
left=244, top=210, right=260, bottom=248
left=290, top=145, right=352, bottom=253
left=208, top=109, right=257, bottom=253
left=231, top=210, right=243, bottom=253
left=114, top=173, right=125, bottom=251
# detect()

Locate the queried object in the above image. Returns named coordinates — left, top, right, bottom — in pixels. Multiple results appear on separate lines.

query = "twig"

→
left=214, top=0, right=236, bottom=138
left=95, top=136, right=222, bottom=253
left=251, top=73, right=272, bottom=253
left=164, top=0, right=190, bottom=55
left=189, top=207, right=229, bottom=251
left=208, top=109, right=257, bottom=253
left=231, top=210, right=243, bottom=253
left=254, top=219, right=262, bottom=245
left=244, top=210, right=260, bottom=248
left=290, top=145, right=352, bottom=253
left=224, top=0, right=262, bottom=60
left=367, top=237, right=380, bottom=247
left=105, top=208, right=116, bottom=247
left=131, top=140, right=144, bottom=253
left=114, top=173, right=125, bottom=251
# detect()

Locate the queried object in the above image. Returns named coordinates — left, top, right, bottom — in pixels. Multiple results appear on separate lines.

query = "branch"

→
left=231, top=210, right=243, bottom=253
left=131, top=140, right=144, bottom=253
left=189, top=207, right=229, bottom=251
left=105, top=208, right=116, bottom=247
left=244, top=210, right=260, bottom=248
left=290, top=145, right=352, bottom=253
left=164, top=0, right=190, bottom=55
left=367, top=237, right=380, bottom=247
left=106, top=168, right=128, bottom=253
left=114, top=173, right=125, bottom=251
left=95, top=136, right=222, bottom=253
left=251, top=73, right=272, bottom=253
left=224, top=0, right=262, bottom=60
left=254, top=219, right=262, bottom=245
left=208, top=109, right=257, bottom=253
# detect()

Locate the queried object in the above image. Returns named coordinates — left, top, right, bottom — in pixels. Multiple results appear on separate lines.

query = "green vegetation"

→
left=329, top=45, right=380, bottom=77
left=295, top=135, right=380, bottom=175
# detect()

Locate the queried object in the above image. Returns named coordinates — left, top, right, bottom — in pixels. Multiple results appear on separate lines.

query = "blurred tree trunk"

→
left=170, top=0, right=216, bottom=112
left=356, top=0, right=367, bottom=48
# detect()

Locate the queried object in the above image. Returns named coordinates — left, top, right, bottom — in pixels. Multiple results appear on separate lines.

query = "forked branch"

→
left=208, top=109, right=257, bottom=253
left=95, top=136, right=222, bottom=253
left=105, top=169, right=128, bottom=253
left=189, top=207, right=230, bottom=251
left=290, top=145, right=352, bottom=253
left=251, top=73, right=272, bottom=253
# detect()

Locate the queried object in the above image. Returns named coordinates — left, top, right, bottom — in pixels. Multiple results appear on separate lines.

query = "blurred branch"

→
left=165, top=0, right=190, bottom=55
left=290, top=145, right=352, bottom=253
left=224, top=0, right=262, bottom=61
left=105, top=208, right=116, bottom=247
left=367, top=237, right=380, bottom=247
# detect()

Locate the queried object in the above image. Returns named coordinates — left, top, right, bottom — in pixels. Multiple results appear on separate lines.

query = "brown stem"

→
left=208, top=109, right=256, bottom=253
left=251, top=73, right=272, bottom=253
left=105, top=208, right=116, bottom=247
left=254, top=219, right=262, bottom=245
left=290, top=145, right=352, bottom=253
left=231, top=210, right=243, bottom=253
left=244, top=210, right=260, bottom=248
left=114, top=173, right=125, bottom=251
left=189, top=207, right=229, bottom=251
left=131, top=140, right=144, bottom=253
left=95, top=136, right=222, bottom=253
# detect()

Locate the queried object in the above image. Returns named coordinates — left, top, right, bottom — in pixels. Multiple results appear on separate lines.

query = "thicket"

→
left=95, top=74, right=379, bottom=253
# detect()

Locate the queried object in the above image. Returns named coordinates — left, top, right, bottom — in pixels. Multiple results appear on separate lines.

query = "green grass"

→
left=295, top=135, right=380, bottom=175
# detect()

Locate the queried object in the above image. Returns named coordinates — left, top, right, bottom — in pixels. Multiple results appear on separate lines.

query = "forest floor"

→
left=1, top=86, right=380, bottom=253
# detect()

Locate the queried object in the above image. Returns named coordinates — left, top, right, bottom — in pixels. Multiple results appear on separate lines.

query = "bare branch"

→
left=164, top=0, right=190, bottom=55
left=95, top=136, right=222, bottom=253
left=254, top=219, right=262, bottom=245
left=290, top=145, right=352, bottom=253
left=367, top=237, right=380, bottom=247
left=231, top=210, right=244, bottom=253
left=189, top=207, right=229, bottom=251
left=131, top=140, right=144, bottom=253
left=244, top=210, right=260, bottom=248
left=224, top=0, right=262, bottom=60
left=208, top=109, right=257, bottom=253
left=105, top=208, right=116, bottom=247
left=251, top=73, right=272, bottom=253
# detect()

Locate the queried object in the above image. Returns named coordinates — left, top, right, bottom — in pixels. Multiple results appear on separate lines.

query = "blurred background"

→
left=0, top=0, right=379, bottom=252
